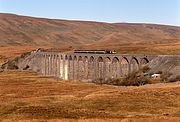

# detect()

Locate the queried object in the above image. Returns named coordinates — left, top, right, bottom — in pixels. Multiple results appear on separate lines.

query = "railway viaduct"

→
left=18, top=51, right=156, bottom=81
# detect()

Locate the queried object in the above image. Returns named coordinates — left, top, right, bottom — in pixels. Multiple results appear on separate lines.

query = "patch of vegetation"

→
left=1, top=59, right=19, bottom=70
left=123, top=71, right=151, bottom=86
left=160, top=72, right=173, bottom=83
left=0, top=105, right=19, bottom=119
left=16, top=105, right=111, bottom=119
left=167, top=75, right=180, bottom=83
left=94, top=66, right=152, bottom=86
left=94, top=72, right=151, bottom=86
left=140, top=65, right=151, bottom=73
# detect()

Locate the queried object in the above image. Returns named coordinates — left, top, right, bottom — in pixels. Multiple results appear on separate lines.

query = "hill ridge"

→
left=0, top=13, right=180, bottom=54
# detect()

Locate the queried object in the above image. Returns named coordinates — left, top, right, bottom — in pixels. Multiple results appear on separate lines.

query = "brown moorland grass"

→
left=0, top=70, right=180, bottom=122
left=0, top=13, right=180, bottom=60
left=0, top=46, right=50, bottom=65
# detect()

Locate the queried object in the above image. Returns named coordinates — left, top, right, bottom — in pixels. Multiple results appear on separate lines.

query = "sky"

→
left=0, top=0, right=180, bottom=26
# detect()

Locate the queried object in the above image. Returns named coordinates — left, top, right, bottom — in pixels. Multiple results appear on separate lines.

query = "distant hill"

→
left=0, top=13, right=180, bottom=54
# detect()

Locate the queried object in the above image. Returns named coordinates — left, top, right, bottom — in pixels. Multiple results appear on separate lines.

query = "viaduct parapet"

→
left=18, top=51, right=156, bottom=81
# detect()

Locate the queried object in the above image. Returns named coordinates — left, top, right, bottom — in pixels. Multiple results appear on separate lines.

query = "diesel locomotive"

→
left=74, top=50, right=116, bottom=54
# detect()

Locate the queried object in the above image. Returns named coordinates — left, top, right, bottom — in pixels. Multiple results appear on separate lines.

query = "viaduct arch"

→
left=20, top=51, right=155, bottom=81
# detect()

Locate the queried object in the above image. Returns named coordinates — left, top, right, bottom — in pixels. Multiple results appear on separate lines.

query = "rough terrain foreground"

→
left=0, top=71, right=180, bottom=122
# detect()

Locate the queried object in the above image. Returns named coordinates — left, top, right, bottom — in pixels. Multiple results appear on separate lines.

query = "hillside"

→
left=0, top=13, right=180, bottom=55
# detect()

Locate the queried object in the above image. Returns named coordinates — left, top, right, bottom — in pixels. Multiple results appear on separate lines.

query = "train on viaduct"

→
left=18, top=50, right=156, bottom=81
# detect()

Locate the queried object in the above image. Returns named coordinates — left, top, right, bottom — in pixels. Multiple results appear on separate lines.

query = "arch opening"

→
left=68, top=55, right=73, bottom=80
left=78, top=56, right=84, bottom=80
left=112, top=57, right=120, bottom=78
left=61, top=55, right=63, bottom=60
left=69, top=55, right=72, bottom=60
left=130, top=57, right=139, bottom=73
left=140, top=58, right=149, bottom=68
left=97, top=57, right=104, bottom=79
left=88, top=56, right=95, bottom=80
left=120, top=57, right=129, bottom=76
left=73, top=56, right=78, bottom=80
left=105, top=57, right=111, bottom=79
left=78, top=56, right=83, bottom=61
left=64, top=55, right=68, bottom=80
left=83, top=56, right=89, bottom=79
left=89, top=56, right=94, bottom=62
left=141, top=58, right=149, bottom=64
left=74, top=56, right=77, bottom=60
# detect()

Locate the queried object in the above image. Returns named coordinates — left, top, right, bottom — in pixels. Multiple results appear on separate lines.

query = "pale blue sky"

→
left=0, top=0, right=180, bottom=26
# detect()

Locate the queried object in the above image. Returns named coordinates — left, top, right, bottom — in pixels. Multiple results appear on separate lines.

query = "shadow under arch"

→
left=120, top=57, right=129, bottom=76
left=130, top=57, right=139, bottom=73
left=68, top=55, right=73, bottom=80
left=61, top=55, right=63, bottom=60
left=112, top=57, right=120, bottom=78
left=64, top=55, right=69, bottom=80
left=69, top=55, right=72, bottom=60
left=73, top=55, right=78, bottom=80
left=52, top=55, right=58, bottom=76
left=97, top=56, right=104, bottom=79
left=105, top=57, right=111, bottom=79
left=88, top=56, right=95, bottom=80
left=65, top=55, right=68, bottom=60
left=140, top=57, right=149, bottom=68
left=58, top=55, right=64, bottom=79
left=49, top=55, right=55, bottom=76
left=78, top=56, right=84, bottom=80
left=141, top=57, right=149, bottom=64
left=84, top=56, right=89, bottom=79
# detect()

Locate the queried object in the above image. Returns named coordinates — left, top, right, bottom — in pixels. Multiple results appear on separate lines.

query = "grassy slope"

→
left=0, top=71, right=180, bottom=121
left=0, top=13, right=180, bottom=58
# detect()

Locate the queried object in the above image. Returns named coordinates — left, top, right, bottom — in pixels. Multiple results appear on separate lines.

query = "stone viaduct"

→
left=18, top=51, right=156, bottom=81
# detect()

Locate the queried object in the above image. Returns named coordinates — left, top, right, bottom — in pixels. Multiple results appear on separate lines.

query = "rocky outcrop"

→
left=148, top=55, right=180, bottom=79
left=1, top=49, right=41, bottom=70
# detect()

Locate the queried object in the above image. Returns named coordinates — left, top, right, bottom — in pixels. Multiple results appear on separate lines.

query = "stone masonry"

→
left=17, top=50, right=156, bottom=81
